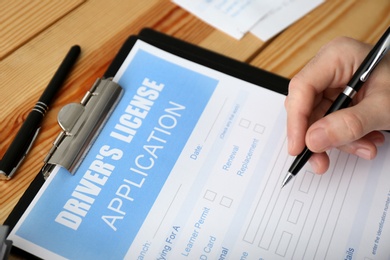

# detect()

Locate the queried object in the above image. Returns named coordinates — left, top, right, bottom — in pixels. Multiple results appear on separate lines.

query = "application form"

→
left=9, top=40, right=390, bottom=259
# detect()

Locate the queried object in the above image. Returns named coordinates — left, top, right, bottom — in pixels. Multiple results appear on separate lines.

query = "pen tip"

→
left=281, top=172, right=294, bottom=189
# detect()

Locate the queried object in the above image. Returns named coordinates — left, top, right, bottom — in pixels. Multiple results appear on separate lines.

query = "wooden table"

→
left=1, top=0, right=389, bottom=226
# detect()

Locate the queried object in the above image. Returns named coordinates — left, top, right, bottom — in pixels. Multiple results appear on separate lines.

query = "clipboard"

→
left=4, top=28, right=289, bottom=258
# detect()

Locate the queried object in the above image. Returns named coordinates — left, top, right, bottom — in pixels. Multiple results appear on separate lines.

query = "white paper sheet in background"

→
left=172, top=0, right=275, bottom=39
left=172, top=0, right=324, bottom=41
left=250, top=0, right=324, bottom=41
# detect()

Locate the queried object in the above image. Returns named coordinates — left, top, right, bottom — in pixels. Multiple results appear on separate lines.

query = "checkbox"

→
left=239, top=118, right=251, bottom=128
left=254, top=124, right=265, bottom=134
left=204, top=190, right=217, bottom=202
left=220, top=196, right=233, bottom=208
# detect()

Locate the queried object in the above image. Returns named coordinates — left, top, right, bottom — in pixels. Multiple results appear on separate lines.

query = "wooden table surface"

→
left=1, top=0, right=389, bottom=226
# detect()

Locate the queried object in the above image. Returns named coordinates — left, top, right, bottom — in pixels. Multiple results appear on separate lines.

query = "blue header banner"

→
left=16, top=46, right=217, bottom=259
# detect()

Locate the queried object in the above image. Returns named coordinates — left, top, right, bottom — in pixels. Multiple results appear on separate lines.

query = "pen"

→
left=0, top=45, right=81, bottom=180
left=282, top=27, right=390, bottom=188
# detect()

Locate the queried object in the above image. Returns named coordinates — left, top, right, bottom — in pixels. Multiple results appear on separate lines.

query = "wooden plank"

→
left=250, top=0, right=390, bottom=79
left=0, top=0, right=85, bottom=59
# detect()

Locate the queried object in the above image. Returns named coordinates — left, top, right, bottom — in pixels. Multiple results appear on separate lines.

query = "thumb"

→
left=305, top=100, right=383, bottom=152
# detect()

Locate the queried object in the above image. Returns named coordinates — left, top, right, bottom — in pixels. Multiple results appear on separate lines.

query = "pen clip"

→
left=360, top=33, right=390, bottom=82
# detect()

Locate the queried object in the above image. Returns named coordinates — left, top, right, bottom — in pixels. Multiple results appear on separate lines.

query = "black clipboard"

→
left=4, top=28, right=289, bottom=258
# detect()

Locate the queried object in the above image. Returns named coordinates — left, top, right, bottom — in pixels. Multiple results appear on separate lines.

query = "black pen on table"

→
left=282, top=27, right=390, bottom=188
left=0, top=45, right=81, bottom=180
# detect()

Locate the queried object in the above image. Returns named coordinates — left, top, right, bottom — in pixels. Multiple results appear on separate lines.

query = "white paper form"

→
left=250, top=0, right=324, bottom=41
left=9, top=41, right=390, bottom=259
left=172, top=0, right=324, bottom=41
left=172, top=0, right=274, bottom=39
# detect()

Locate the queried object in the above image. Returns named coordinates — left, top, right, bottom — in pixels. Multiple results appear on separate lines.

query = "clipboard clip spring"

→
left=42, top=78, right=123, bottom=179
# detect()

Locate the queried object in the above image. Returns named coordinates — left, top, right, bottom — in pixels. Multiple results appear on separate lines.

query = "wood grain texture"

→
left=1, top=0, right=389, bottom=226
left=250, top=0, right=390, bottom=78
left=0, top=0, right=85, bottom=59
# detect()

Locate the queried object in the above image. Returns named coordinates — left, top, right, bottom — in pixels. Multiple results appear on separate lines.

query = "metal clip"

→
left=42, top=78, right=123, bottom=179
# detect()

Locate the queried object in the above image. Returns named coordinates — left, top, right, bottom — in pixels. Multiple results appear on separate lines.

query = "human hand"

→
left=285, top=36, right=390, bottom=174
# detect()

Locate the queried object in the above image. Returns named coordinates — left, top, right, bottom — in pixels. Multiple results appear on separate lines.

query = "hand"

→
left=285, top=36, right=390, bottom=174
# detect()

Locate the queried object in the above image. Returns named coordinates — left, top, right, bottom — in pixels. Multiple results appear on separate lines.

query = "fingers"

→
left=306, top=96, right=389, bottom=152
left=306, top=131, right=384, bottom=174
left=286, top=37, right=370, bottom=155
left=285, top=36, right=390, bottom=174
left=337, top=131, right=385, bottom=160
left=308, top=152, right=329, bottom=174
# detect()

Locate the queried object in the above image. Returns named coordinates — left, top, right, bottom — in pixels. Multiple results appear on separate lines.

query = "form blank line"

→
left=276, top=231, right=292, bottom=257
left=153, top=184, right=182, bottom=238
left=204, top=98, right=228, bottom=142
left=288, top=200, right=303, bottom=224
left=321, top=155, right=358, bottom=259
left=242, top=138, right=289, bottom=244
left=299, top=171, right=314, bottom=194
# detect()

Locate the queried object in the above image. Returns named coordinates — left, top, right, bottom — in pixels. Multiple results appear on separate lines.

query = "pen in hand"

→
left=282, top=27, right=390, bottom=188
left=0, top=45, right=81, bottom=180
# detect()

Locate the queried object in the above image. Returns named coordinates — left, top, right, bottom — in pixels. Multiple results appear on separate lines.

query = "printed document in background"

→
left=8, top=40, right=390, bottom=259
left=172, top=0, right=274, bottom=39
left=173, top=0, right=324, bottom=41
left=250, top=0, right=324, bottom=41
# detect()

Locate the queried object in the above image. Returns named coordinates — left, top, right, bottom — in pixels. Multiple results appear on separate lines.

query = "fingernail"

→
left=356, top=148, right=372, bottom=160
left=308, top=128, right=330, bottom=151
left=372, top=136, right=385, bottom=146
left=309, top=158, right=319, bottom=173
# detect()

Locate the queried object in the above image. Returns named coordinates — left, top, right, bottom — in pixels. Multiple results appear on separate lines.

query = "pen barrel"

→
left=347, top=27, right=390, bottom=90
left=288, top=148, right=313, bottom=176
left=38, top=45, right=81, bottom=105
left=324, top=93, right=352, bottom=116
left=0, top=110, right=43, bottom=176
